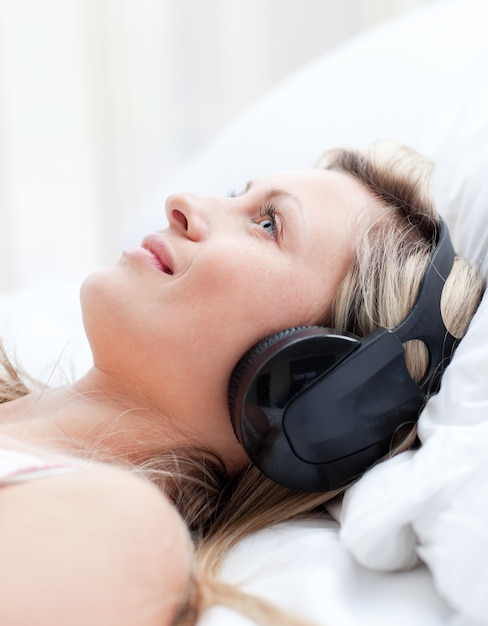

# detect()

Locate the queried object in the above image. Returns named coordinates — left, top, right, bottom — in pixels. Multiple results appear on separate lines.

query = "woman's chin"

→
left=79, top=267, right=125, bottom=353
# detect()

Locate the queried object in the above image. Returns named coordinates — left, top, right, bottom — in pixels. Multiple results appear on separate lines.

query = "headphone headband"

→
left=229, top=218, right=457, bottom=492
left=394, top=219, right=458, bottom=392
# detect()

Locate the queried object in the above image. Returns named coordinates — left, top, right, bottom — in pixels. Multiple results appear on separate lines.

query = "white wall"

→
left=0, top=0, right=433, bottom=291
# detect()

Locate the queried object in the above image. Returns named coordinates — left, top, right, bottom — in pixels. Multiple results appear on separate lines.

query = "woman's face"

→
left=81, top=169, right=376, bottom=470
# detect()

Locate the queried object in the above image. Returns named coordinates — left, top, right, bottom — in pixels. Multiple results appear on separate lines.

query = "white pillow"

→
left=131, top=0, right=488, bottom=283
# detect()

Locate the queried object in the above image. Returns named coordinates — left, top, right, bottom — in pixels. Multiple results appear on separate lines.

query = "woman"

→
left=0, top=141, right=484, bottom=625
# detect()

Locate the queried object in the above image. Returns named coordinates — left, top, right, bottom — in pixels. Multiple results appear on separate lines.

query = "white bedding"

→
left=1, top=0, right=488, bottom=624
left=342, top=294, right=488, bottom=625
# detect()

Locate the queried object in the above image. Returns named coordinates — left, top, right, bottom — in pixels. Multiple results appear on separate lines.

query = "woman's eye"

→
left=260, top=218, right=274, bottom=232
left=257, top=202, right=280, bottom=240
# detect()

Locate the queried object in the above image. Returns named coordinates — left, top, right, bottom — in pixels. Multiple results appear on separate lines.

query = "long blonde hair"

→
left=1, top=142, right=484, bottom=626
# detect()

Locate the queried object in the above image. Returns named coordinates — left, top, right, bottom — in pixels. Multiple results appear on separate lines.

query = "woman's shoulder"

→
left=0, top=437, right=193, bottom=626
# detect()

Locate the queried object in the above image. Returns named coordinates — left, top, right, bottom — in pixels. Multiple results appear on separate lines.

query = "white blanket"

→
left=341, top=295, right=488, bottom=625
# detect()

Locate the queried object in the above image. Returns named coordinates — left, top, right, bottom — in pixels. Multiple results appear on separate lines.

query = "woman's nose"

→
left=165, top=193, right=213, bottom=241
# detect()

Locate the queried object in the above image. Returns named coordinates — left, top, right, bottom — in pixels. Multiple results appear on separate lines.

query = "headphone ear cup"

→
left=228, top=325, right=360, bottom=445
left=228, top=326, right=312, bottom=422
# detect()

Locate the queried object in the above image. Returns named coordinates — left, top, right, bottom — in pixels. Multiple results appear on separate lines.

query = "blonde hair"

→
left=1, top=142, right=484, bottom=626
left=324, top=142, right=484, bottom=384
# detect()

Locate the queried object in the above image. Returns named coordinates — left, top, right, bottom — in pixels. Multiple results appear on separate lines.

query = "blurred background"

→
left=0, top=0, right=434, bottom=291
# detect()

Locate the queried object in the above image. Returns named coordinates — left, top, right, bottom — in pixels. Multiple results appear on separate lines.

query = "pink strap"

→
left=0, top=448, right=75, bottom=485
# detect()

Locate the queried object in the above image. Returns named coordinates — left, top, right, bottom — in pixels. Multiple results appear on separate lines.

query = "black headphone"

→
left=228, top=218, right=458, bottom=492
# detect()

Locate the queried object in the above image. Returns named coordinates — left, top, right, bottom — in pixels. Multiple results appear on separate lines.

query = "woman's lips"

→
left=122, top=234, right=175, bottom=274
left=141, top=235, right=174, bottom=274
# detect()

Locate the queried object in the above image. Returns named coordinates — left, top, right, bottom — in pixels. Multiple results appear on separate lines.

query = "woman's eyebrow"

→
left=246, top=181, right=302, bottom=209
left=236, top=181, right=304, bottom=224
left=265, top=189, right=304, bottom=228
left=265, top=188, right=301, bottom=206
